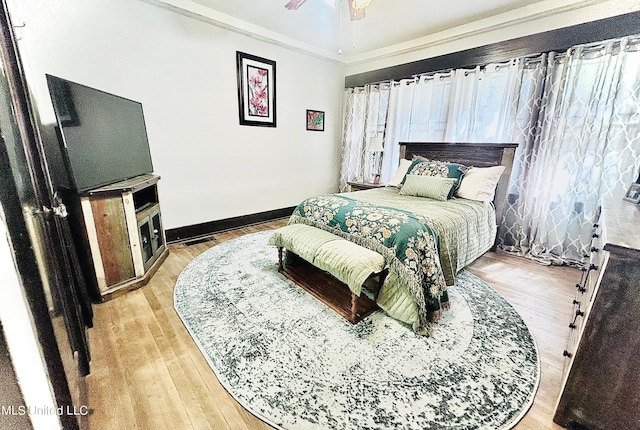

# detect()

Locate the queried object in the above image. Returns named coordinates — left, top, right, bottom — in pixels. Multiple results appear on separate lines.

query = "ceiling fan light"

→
left=352, top=0, right=372, bottom=10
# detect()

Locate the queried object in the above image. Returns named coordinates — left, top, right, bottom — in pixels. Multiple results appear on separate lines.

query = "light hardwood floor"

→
left=86, top=219, right=578, bottom=429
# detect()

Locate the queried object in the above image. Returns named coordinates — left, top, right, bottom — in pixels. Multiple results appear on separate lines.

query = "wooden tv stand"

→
left=80, top=174, right=168, bottom=300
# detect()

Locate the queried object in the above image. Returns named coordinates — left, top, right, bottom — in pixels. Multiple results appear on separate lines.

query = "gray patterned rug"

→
left=174, top=231, right=539, bottom=430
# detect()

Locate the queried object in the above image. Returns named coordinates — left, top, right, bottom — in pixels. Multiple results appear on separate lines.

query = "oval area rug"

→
left=174, top=231, right=539, bottom=430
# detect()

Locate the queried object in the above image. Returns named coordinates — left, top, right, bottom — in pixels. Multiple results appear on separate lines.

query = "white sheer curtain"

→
left=380, top=79, right=413, bottom=182
left=445, top=61, right=527, bottom=142
left=380, top=61, right=527, bottom=181
left=407, top=73, right=453, bottom=142
left=472, top=61, right=523, bottom=142
left=444, top=67, right=480, bottom=141
left=340, top=35, right=640, bottom=265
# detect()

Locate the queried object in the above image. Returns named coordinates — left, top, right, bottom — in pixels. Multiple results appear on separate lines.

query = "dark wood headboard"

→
left=399, top=142, right=518, bottom=225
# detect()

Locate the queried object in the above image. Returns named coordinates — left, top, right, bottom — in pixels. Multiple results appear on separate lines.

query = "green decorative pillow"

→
left=401, top=157, right=467, bottom=197
left=445, top=162, right=468, bottom=192
left=399, top=175, right=456, bottom=201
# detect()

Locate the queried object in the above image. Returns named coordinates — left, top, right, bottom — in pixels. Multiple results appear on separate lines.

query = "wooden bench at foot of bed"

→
left=269, top=224, right=387, bottom=324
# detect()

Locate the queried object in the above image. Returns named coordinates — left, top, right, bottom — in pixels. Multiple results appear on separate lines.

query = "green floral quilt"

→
left=288, top=188, right=496, bottom=335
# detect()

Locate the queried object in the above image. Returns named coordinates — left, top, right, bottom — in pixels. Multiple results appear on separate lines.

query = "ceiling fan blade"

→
left=285, top=0, right=308, bottom=10
left=348, top=1, right=366, bottom=20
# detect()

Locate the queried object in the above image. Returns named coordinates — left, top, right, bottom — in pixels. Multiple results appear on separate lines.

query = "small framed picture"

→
left=306, top=109, right=325, bottom=131
left=623, top=183, right=640, bottom=203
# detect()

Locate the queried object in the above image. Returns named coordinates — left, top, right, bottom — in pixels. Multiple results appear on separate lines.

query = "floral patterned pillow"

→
left=400, top=157, right=467, bottom=198
left=408, top=159, right=450, bottom=177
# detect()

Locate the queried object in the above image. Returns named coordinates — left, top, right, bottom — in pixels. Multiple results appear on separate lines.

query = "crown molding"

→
left=343, top=0, right=605, bottom=66
left=137, top=0, right=347, bottom=65
left=139, top=0, right=637, bottom=71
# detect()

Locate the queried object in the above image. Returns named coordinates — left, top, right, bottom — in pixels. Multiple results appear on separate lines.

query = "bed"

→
left=270, top=142, right=517, bottom=335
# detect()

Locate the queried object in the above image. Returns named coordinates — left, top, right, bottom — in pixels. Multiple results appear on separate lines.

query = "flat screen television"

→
left=46, top=74, right=154, bottom=192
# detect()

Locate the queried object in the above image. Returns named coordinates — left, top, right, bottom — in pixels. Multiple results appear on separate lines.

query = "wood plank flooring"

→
left=86, top=219, right=577, bottom=429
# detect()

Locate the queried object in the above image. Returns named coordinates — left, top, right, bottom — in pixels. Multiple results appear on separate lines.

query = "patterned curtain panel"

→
left=500, top=37, right=640, bottom=264
left=340, top=84, right=390, bottom=191
left=341, top=35, right=640, bottom=266
left=341, top=87, right=366, bottom=192
left=364, top=84, right=390, bottom=182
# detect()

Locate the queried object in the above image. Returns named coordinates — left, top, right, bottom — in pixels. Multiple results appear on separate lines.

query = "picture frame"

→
left=623, top=183, right=640, bottom=204
left=306, top=109, right=325, bottom=131
left=236, top=51, right=276, bottom=127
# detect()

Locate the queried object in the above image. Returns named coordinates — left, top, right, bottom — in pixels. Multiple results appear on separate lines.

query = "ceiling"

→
left=158, top=0, right=607, bottom=62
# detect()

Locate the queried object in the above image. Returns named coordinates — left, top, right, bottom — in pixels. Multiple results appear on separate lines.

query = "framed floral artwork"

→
left=306, top=109, right=325, bottom=131
left=236, top=51, right=276, bottom=127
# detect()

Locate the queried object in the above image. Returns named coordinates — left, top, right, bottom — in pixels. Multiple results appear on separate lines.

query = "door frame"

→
left=0, top=2, right=82, bottom=429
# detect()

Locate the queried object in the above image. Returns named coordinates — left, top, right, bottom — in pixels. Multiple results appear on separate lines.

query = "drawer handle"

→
left=569, top=322, right=577, bottom=329
left=579, top=263, right=598, bottom=276
left=590, top=247, right=599, bottom=252
left=592, top=233, right=600, bottom=238
left=572, top=299, right=580, bottom=306
left=575, top=309, right=584, bottom=317
left=563, top=350, right=573, bottom=358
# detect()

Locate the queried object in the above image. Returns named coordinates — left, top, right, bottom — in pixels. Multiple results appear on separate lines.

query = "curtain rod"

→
left=347, top=53, right=547, bottom=89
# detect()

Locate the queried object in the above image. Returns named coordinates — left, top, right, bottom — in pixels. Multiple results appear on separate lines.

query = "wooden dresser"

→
left=554, top=196, right=640, bottom=429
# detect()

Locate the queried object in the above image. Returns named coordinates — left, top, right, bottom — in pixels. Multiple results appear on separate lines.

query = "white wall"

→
left=10, top=0, right=345, bottom=230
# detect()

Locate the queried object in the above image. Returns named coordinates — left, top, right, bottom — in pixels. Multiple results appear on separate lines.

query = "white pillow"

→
left=455, top=166, right=505, bottom=202
left=386, top=159, right=413, bottom=187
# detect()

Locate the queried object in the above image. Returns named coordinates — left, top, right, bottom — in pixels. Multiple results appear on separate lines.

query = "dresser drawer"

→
left=563, top=221, right=601, bottom=364
left=585, top=225, right=604, bottom=300
left=563, top=295, right=586, bottom=366
left=555, top=199, right=640, bottom=430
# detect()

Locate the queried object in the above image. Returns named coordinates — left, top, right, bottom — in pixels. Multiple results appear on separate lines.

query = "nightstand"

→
left=347, top=181, right=385, bottom=192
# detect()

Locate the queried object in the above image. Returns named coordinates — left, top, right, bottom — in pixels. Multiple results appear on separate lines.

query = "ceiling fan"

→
left=284, top=0, right=371, bottom=21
